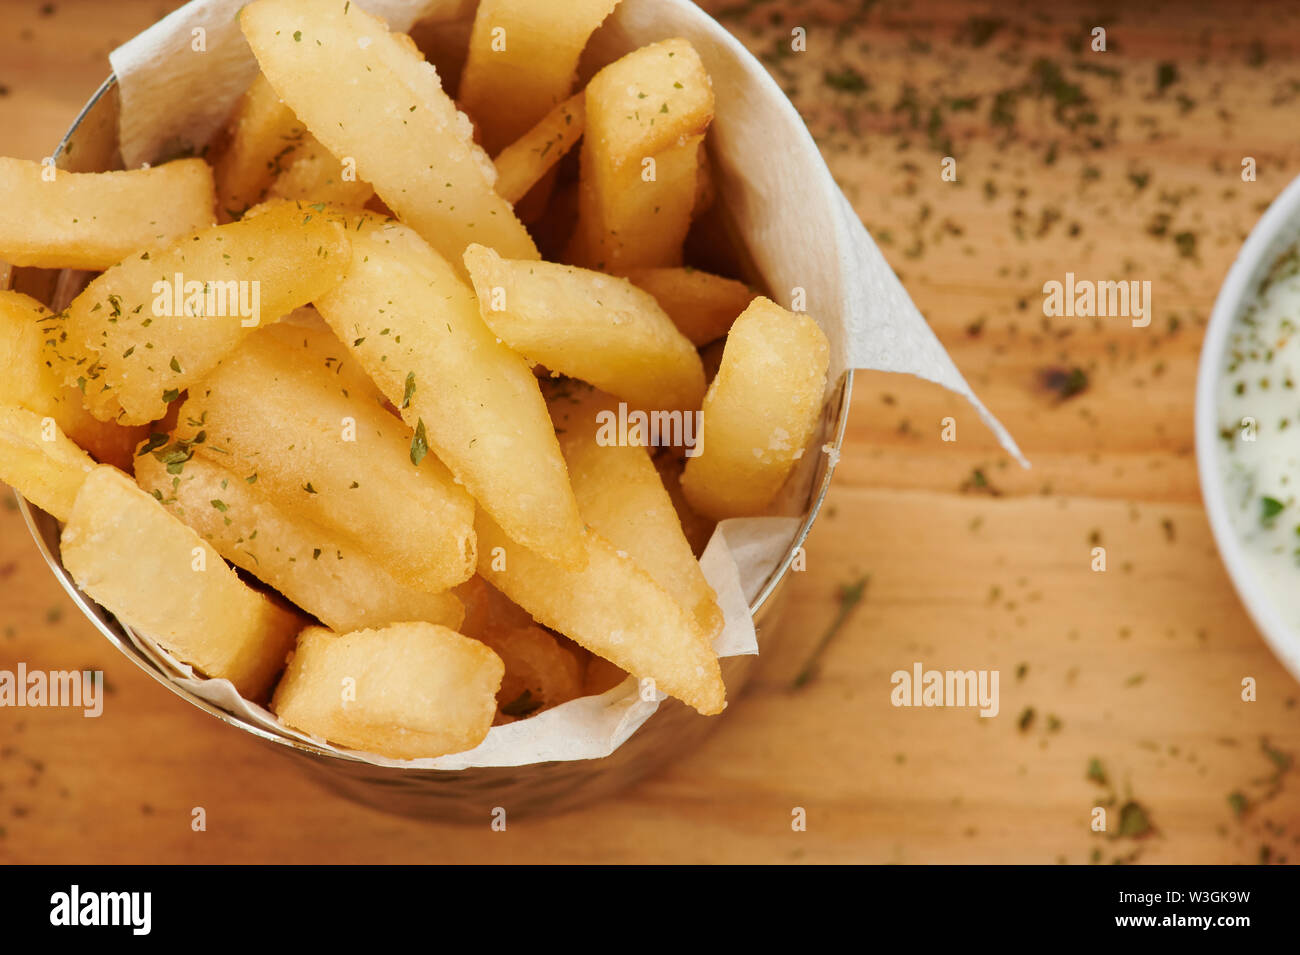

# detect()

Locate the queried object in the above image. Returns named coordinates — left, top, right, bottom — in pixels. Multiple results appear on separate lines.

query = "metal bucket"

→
left=10, top=75, right=853, bottom=821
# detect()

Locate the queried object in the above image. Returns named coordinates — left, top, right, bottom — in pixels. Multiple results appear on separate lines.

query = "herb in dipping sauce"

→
left=1215, top=240, right=1300, bottom=624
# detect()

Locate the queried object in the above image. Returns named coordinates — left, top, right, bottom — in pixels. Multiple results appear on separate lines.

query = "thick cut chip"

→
left=211, top=72, right=309, bottom=220
left=482, top=625, right=584, bottom=721
left=552, top=388, right=723, bottom=641
left=455, top=574, right=535, bottom=639
left=459, top=0, right=619, bottom=155
left=0, top=291, right=54, bottom=418
left=47, top=199, right=351, bottom=426
left=454, top=576, right=582, bottom=719
left=0, top=290, right=147, bottom=470
left=492, top=94, right=585, bottom=205
left=271, top=622, right=503, bottom=759
left=60, top=466, right=302, bottom=699
left=567, top=38, right=714, bottom=271
left=0, top=157, right=215, bottom=270
left=0, top=404, right=95, bottom=521
left=620, top=267, right=753, bottom=346
left=240, top=0, right=537, bottom=265
left=654, top=451, right=715, bottom=556
left=464, top=244, right=705, bottom=413
left=682, top=297, right=830, bottom=519
left=475, top=510, right=725, bottom=715
left=135, top=451, right=464, bottom=633
left=315, top=216, right=584, bottom=567
left=171, top=322, right=475, bottom=593
left=266, top=134, right=375, bottom=209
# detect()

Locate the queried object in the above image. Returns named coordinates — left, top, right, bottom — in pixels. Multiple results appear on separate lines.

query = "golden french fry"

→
left=240, top=0, right=537, bottom=265
left=211, top=72, right=308, bottom=220
left=258, top=305, right=380, bottom=400
left=653, top=451, right=715, bottom=556
left=0, top=404, right=96, bottom=521
left=315, top=216, right=585, bottom=567
left=682, top=297, right=830, bottom=519
left=619, top=267, right=752, bottom=346
left=135, top=451, right=464, bottom=633
left=0, top=157, right=215, bottom=270
left=475, top=510, right=725, bottom=715
left=171, top=321, right=475, bottom=593
left=464, top=243, right=705, bottom=413
left=0, top=289, right=148, bottom=470
left=0, top=290, right=59, bottom=413
left=567, top=38, right=714, bottom=270
left=552, top=388, right=723, bottom=641
left=483, top=625, right=584, bottom=721
left=60, top=466, right=302, bottom=699
left=271, top=622, right=504, bottom=759
left=455, top=574, right=536, bottom=640
left=459, top=0, right=619, bottom=155
left=266, top=134, right=375, bottom=209
left=46, top=199, right=351, bottom=426
left=454, top=576, right=582, bottom=718
left=492, top=93, right=585, bottom=205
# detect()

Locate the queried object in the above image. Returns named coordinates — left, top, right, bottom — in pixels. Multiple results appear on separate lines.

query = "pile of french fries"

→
left=0, top=0, right=830, bottom=760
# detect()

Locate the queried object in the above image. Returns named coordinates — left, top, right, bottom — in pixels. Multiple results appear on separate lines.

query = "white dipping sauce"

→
left=1216, top=242, right=1300, bottom=626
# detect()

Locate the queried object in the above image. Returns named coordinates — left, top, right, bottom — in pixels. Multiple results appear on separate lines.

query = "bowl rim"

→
left=1195, top=170, right=1300, bottom=684
left=15, top=73, right=857, bottom=765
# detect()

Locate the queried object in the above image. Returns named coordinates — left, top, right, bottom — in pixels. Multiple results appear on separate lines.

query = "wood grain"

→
left=1, top=0, right=1298, bottom=864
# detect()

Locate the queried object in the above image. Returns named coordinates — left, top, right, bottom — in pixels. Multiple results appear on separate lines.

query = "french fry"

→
left=492, top=94, right=585, bottom=205
left=60, top=466, right=302, bottom=699
left=475, top=510, right=725, bottom=715
left=551, top=388, right=723, bottom=641
left=170, top=322, right=476, bottom=593
left=455, top=574, right=535, bottom=640
left=266, top=134, right=375, bottom=209
left=619, top=267, right=752, bottom=346
left=0, top=157, right=215, bottom=270
left=46, top=199, right=351, bottom=426
left=653, top=451, right=715, bottom=556
left=135, top=451, right=464, bottom=633
left=567, top=39, right=714, bottom=270
left=0, top=290, right=148, bottom=470
left=240, top=0, right=537, bottom=265
left=464, top=243, right=705, bottom=412
left=0, top=404, right=96, bottom=521
left=682, top=297, right=830, bottom=519
left=271, top=622, right=504, bottom=759
left=249, top=304, right=379, bottom=399
left=459, top=0, right=619, bottom=155
left=454, top=576, right=582, bottom=719
left=315, top=216, right=585, bottom=568
left=0, top=290, right=61, bottom=411
left=692, top=143, right=716, bottom=218
left=483, top=625, right=584, bottom=721
left=211, top=72, right=308, bottom=220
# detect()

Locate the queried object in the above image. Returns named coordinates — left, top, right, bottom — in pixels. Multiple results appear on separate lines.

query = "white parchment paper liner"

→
left=104, top=0, right=1025, bottom=770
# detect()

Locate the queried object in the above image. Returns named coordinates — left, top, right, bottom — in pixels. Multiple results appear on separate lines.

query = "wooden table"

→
left=1, top=0, right=1297, bottom=864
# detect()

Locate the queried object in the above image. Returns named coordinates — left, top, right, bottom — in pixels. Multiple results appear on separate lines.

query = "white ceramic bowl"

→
left=1196, top=173, right=1300, bottom=682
